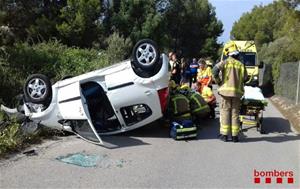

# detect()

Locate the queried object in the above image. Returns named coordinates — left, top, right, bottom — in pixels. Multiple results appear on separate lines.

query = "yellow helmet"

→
left=223, top=41, right=239, bottom=56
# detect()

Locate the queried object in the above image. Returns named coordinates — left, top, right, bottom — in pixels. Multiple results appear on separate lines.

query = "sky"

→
left=209, top=0, right=274, bottom=43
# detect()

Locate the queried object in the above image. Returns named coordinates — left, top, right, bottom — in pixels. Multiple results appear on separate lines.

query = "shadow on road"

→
left=119, top=120, right=170, bottom=138
left=263, top=117, right=294, bottom=133
left=241, top=117, right=300, bottom=143
left=241, top=133, right=300, bottom=143
left=101, top=136, right=151, bottom=149
left=117, top=118, right=220, bottom=140
left=99, top=115, right=299, bottom=148
left=100, top=118, right=219, bottom=149
left=121, top=118, right=220, bottom=139
left=99, top=120, right=169, bottom=149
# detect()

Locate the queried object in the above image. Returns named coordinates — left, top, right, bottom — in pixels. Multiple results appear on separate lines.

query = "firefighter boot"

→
left=232, top=136, right=239, bottom=143
left=219, top=134, right=228, bottom=142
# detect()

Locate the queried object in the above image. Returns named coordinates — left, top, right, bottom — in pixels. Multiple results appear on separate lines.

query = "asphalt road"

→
left=1, top=87, right=300, bottom=189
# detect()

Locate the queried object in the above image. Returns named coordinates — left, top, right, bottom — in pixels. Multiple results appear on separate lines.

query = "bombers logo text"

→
left=253, top=169, right=294, bottom=184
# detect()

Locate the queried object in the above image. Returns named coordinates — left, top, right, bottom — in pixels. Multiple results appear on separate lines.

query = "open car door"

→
left=72, top=94, right=103, bottom=145
left=57, top=81, right=103, bottom=145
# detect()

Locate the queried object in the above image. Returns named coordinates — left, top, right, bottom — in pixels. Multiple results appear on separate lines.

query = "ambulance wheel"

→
left=257, top=112, right=265, bottom=134
left=257, top=122, right=265, bottom=134
left=260, top=125, right=266, bottom=134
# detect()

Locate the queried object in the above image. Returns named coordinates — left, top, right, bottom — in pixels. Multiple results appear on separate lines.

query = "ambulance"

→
left=221, top=40, right=264, bottom=87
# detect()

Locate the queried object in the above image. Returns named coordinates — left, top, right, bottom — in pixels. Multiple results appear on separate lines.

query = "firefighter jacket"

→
left=212, top=56, right=247, bottom=98
left=169, top=93, right=191, bottom=120
left=187, top=92, right=210, bottom=115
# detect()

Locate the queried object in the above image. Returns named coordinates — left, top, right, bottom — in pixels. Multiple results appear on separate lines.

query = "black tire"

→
left=131, top=39, right=160, bottom=72
left=24, top=74, right=52, bottom=104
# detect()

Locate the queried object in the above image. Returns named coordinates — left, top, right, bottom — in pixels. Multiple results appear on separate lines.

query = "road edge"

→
left=269, top=95, right=300, bottom=134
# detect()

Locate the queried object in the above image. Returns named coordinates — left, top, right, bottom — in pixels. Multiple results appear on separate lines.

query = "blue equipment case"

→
left=170, top=120, right=197, bottom=140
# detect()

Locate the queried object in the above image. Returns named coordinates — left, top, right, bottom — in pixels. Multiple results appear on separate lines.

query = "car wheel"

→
left=132, top=39, right=160, bottom=72
left=24, top=74, right=52, bottom=104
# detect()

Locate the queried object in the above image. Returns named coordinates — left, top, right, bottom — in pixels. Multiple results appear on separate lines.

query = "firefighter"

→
left=179, top=84, right=210, bottom=125
left=168, top=81, right=192, bottom=122
left=212, top=41, right=248, bottom=142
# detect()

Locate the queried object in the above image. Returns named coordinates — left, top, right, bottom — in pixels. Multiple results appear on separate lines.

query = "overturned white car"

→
left=2, top=39, right=170, bottom=144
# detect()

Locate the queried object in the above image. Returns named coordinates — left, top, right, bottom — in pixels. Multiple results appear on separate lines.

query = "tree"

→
left=232, top=0, right=300, bottom=93
left=111, top=0, right=166, bottom=46
left=1, top=0, right=223, bottom=59
left=231, top=0, right=299, bottom=48
left=56, top=0, right=103, bottom=47
left=0, top=0, right=67, bottom=43
left=164, top=0, right=223, bottom=59
left=27, top=0, right=67, bottom=42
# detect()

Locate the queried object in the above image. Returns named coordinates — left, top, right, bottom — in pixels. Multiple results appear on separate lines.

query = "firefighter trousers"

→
left=219, top=96, right=241, bottom=137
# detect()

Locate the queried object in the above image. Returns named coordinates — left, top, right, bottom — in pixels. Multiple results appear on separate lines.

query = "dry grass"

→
left=0, top=111, right=68, bottom=158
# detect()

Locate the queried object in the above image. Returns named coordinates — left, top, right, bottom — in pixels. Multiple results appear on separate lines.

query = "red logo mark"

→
left=288, top=178, right=294, bottom=184
left=265, top=178, right=271, bottom=184
left=254, top=178, right=260, bottom=184
left=276, top=177, right=283, bottom=184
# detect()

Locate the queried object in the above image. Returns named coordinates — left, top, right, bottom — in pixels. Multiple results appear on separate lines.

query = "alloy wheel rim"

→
left=136, top=43, right=157, bottom=66
left=27, top=78, right=47, bottom=100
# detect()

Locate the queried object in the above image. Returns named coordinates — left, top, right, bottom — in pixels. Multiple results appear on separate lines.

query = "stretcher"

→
left=240, top=86, right=268, bottom=134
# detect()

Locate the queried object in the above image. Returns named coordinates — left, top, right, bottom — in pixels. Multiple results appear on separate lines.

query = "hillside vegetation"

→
left=0, top=0, right=223, bottom=104
left=231, top=0, right=300, bottom=86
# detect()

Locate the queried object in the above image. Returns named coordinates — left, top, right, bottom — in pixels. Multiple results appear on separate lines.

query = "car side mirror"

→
left=258, top=61, right=264, bottom=69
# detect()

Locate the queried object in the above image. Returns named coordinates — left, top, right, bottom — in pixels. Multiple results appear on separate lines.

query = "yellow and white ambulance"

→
left=221, top=40, right=264, bottom=87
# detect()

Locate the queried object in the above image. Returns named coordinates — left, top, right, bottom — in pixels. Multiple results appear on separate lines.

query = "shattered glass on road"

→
left=56, top=152, right=130, bottom=168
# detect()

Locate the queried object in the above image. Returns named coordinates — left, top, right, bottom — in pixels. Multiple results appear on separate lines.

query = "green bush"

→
left=0, top=112, right=23, bottom=155
left=0, top=110, right=66, bottom=156
left=106, top=32, right=132, bottom=63
left=8, top=41, right=110, bottom=80
left=0, top=60, right=23, bottom=105
left=0, top=121, right=22, bottom=155
left=0, top=110, right=6, bottom=121
left=0, top=40, right=110, bottom=104
left=259, top=37, right=299, bottom=82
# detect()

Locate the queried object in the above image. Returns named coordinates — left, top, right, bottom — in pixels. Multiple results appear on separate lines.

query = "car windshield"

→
left=222, top=52, right=256, bottom=66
